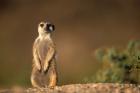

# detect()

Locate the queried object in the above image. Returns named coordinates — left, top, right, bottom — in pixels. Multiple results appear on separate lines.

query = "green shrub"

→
left=93, top=40, right=140, bottom=84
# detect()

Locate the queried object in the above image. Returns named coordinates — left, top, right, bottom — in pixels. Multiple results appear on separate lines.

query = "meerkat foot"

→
left=48, top=85, right=55, bottom=89
left=44, top=85, right=54, bottom=89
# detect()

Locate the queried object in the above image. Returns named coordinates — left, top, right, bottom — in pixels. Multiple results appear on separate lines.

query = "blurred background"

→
left=0, top=0, right=140, bottom=88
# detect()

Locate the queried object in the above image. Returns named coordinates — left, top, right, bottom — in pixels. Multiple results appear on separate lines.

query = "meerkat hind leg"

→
left=31, top=68, right=45, bottom=88
left=47, top=61, right=57, bottom=88
left=48, top=70, right=57, bottom=88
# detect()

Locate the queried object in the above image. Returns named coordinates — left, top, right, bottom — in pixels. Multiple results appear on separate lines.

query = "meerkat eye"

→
left=40, top=23, right=44, bottom=27
left=47, top=24, right=55, bottom=31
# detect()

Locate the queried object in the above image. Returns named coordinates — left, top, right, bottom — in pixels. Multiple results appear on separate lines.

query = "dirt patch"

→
left=0, top=83, right=139, bottom=93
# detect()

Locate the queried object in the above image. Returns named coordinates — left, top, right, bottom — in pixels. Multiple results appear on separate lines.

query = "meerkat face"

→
left=38, top=21, right=55, bottom=35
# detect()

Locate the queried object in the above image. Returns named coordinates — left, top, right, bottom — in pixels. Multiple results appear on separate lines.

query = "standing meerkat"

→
left=31, top=21, right=57, bottom=88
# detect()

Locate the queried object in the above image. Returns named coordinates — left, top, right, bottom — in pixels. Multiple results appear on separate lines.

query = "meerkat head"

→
left=38, top=21, right=55, bottom=36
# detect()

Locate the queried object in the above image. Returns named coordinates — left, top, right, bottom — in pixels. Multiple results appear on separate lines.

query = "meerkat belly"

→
left=32, top=66, right=50, bottom=86
left=37, top=40, right=49, bottom=64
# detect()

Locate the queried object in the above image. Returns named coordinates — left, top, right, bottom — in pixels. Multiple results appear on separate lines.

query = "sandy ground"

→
left=0, top=83, right=140, bottom=93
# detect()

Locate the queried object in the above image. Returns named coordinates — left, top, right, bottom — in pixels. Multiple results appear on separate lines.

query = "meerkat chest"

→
left=37, top=38, right=53, bottom=61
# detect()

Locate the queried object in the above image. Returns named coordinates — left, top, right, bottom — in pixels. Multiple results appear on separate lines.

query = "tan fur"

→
left=31, top=22, right=57, bottom=88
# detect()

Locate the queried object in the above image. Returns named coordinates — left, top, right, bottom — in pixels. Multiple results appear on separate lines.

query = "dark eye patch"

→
left=40, top=23, right=44, bottom=27
left=47, top=24, right=55, bottom=31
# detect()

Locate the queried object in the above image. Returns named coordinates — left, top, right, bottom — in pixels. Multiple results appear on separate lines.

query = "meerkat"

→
left=31, top=21, right=57, bottom=88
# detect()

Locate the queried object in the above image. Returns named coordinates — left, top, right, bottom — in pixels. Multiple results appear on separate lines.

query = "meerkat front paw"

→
left=43, top=63, right=49, bottom=72
left=34, top=61, right=41, bottom=71
left=37, top=65, right=41, bottom=71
